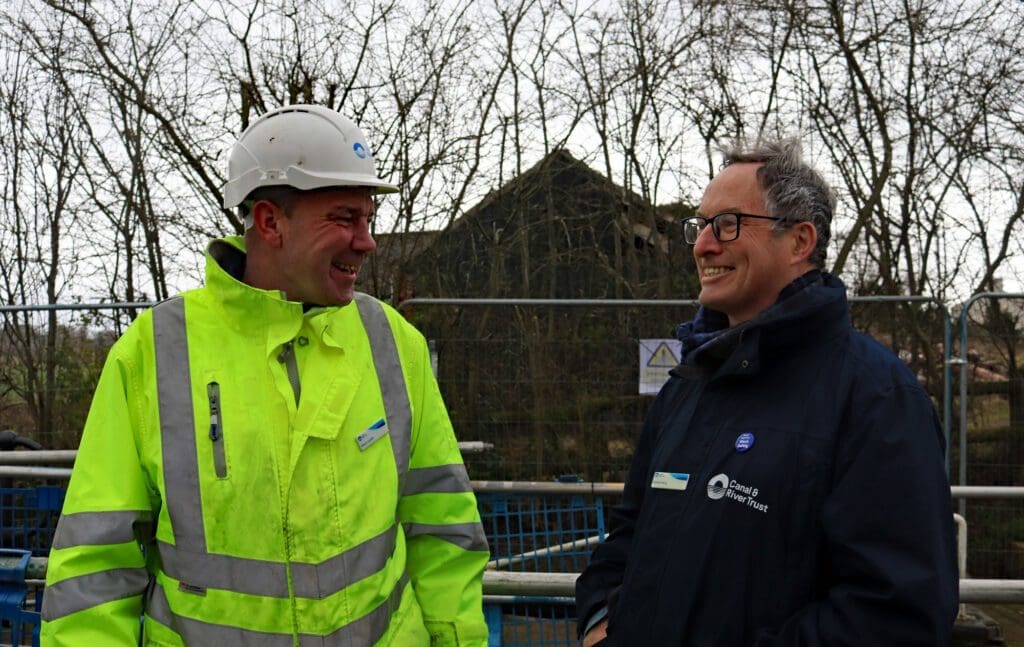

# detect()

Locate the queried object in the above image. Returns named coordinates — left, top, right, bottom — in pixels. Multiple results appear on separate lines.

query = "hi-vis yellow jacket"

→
left=41, top=238, right=489, bottom=646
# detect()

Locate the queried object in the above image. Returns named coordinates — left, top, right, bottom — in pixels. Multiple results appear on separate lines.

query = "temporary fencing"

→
left=478, top=479, right=610, bottom=646
left=0, top=548, right=40, bottom=647
left=0, top=295, right=957, bottom=478
left=0, top=487, right=64, bottom=558
left=6, top=293, right=1024, bottom=642
left=957, top=293, right=1024, bottom=578
left=0, top=483, right=63, bottom=647
left=395, top=296, right=954, bottom=481
left=0, top=472, right=607, bottom=647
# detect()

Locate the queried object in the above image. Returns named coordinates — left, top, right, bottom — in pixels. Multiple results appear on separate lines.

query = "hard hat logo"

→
left=222, top=104, right=397, bottom=209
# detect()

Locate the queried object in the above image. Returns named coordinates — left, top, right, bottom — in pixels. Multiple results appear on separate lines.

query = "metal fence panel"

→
left=479, top=486, right=605, bottom=647
left=398, top=297, right=952, bottom=483
left=2, top=297, right=954, bottom=476
left=22, top=296, right=1024, bottom=639
left=480, top=492, right=605, bottom=573
left=0, top=487, right=64, bottom=557
left=959, top=294, right=1024, bottom=578
left=399, top=299, right=702, bottom=483
left=485, top=598, right=577, bottom=647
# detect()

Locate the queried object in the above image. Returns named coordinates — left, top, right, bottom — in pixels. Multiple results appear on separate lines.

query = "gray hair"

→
left=720, top=137, right=835, bottom=268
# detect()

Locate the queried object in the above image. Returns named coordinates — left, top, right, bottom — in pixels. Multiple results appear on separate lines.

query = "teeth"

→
left=703, top=267, right=729, bottom=277
left=332, top=263, right=357, bottom=273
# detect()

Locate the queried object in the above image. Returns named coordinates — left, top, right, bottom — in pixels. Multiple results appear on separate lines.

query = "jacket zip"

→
left=278, top=340, right=301, bottom=406
left=207, top=381, right=227, bottom=478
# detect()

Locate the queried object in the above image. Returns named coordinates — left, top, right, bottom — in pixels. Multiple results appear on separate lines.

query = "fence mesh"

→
left=7, top=296, right=1024, bottom=622
left=478, top=488, right=606, bottom=646
left=489, top=599, right=578, bottom=647
left=480, top=492, right=606, bottom=573
left=0, top=487, right=64, bottom=558
left=403, top=302, right=700, bottom=483
left=961, top=295, right=1024, bottom=578
left=402, top=299, right=951, bottom=482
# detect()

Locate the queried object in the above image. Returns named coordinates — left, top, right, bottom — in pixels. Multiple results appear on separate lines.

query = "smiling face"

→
left=693, top=163, right=814, bottom=326
left=249, top=187, right=377, bottom=306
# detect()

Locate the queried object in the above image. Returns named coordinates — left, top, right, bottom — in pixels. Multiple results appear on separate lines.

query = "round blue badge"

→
left=735, top=432, right=755, bottom=453
left=353, top=142, right=368, bottom=159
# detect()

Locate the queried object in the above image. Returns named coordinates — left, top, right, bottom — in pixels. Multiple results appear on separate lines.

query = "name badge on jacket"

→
left=356, top=418, right=388, bottom=451
left=651, top=471, right=689, bottom=491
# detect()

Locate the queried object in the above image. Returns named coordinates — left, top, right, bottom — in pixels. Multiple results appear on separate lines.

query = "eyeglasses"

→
left=681, top=213, right=782, bottom=244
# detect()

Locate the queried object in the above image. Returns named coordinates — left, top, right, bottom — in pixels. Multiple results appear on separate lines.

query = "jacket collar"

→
left=206, top=236, right=300, bottom=316
left=672, top=270, right=849, bottom=379
left=204, top=237, right=354, bottom=351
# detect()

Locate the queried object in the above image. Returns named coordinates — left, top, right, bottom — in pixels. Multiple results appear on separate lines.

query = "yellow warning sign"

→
left=639, top=339, right=682, bottom=394
left=647, top=342, right=680, bottom=368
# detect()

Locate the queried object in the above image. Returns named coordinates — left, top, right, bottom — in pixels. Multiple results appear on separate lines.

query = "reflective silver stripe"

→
left=157, top=525, right=397, bottom=599
left=153, top=297, right=206, bottom=553
left=157, top=540, right=289, bottom=598
left=300, top=573, right=411, bottom=647
left=147, top=573, right=410, bottom=646
left=403, top=464, right=473, bottom=496
left=404, top=522, right=489, bottom=552
left=355, top=293, right=411, bottom=493
left=147, top=585, right=293, bottom=647
left=52, top=510, right=154, bottom=549
left=291, top=525, right=397, bottom=599
left=41, top=567, right=149, bottom=620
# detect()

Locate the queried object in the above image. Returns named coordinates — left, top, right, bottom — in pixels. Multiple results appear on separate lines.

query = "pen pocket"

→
left=207, top=381, right=228, bottom=478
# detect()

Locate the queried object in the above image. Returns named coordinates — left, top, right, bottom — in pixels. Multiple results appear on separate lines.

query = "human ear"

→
left=790, top=221, right=818, bottom=264
left=251, top=200, right=285, bottom=249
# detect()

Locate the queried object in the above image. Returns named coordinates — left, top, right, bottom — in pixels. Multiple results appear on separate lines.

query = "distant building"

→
left=357, top=148, right=697, bottom=304
left=415, top=148, right=695, bottom=300
left=357, top=230, right=438, bottom=304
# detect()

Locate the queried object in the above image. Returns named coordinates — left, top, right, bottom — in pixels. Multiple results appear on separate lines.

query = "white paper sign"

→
left=639, top=339, right=681, bottom=394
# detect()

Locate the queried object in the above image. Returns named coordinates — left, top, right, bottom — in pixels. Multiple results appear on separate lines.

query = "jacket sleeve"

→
left=574, top=387, right=662, bottom=638
left=754, top=382, right=959, bottom=646
left=40, top=341, right=157, bottom=646
left=396, top=328, right=489, bottom=647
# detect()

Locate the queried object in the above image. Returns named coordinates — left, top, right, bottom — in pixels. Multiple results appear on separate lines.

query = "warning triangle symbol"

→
left=647, top=342, right=679, bottom=368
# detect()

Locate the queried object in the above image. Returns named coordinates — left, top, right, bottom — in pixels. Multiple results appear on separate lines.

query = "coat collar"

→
left=672, top=270, right=849, bottom=379
left=204, top=237, right=355, bottom=352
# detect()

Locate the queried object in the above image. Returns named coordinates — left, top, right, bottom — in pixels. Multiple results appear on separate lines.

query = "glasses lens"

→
left=683, top=219, right=702, bottom=244
left=715, top=213, right=739, bottom=241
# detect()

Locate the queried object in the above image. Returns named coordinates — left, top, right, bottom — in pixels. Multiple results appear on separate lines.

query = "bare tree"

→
left=0, top=12, right=89, bottom=443
left=4, top=0, right=1024, bottom=454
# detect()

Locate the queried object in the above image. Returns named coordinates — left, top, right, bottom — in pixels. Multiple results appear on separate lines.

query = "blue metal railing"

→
left=0, top=487, right=65, bottom=558
left=479, top=488, right=606, bottom=645
left=0, top=548, right=39, bottom=647
left=0, top=486, right=64, bottom=647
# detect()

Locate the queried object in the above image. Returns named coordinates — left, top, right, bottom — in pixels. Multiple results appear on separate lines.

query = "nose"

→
left=692, top=221, right=720, bottom=258
left=353, top=220, right=377, bottom=253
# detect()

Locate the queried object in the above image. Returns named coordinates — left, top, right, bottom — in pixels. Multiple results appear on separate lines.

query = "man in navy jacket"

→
left=576, top=138, right=958, bottom=646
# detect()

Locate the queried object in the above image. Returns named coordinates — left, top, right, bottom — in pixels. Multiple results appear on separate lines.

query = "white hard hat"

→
left=222, top=104, right=397, bottom=208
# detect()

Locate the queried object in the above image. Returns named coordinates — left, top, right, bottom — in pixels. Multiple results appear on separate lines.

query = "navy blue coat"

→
left=576, top=272, right=958, bottom=646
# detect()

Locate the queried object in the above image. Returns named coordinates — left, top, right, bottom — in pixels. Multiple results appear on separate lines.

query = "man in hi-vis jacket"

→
left=42, top=104, right=489, bottom=646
